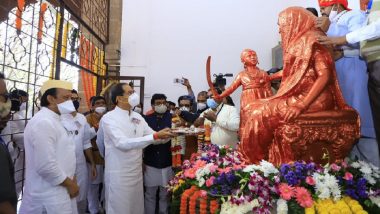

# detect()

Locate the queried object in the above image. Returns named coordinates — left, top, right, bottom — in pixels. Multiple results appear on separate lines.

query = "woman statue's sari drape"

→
left=239, top=7, right=353, bottom=164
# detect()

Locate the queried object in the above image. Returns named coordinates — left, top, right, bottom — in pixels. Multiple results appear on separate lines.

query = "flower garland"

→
left=171, top=122, right=182, bottom=167
left=37, top=2, right=48, bottom=44
left=180, top=186, right=198, bottom=214
left=15, top=0, right=25, bottom=34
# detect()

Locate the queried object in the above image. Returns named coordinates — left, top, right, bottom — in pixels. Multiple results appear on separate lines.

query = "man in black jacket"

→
left=143, top=94, right=173, bottom=214
left=0, top=72, right=17, bottom=214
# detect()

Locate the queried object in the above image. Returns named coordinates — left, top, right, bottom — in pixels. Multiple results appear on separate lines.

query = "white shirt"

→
left=346, top=19, right=380, bottom=44
left=9, top=110, right=27, bottom=149
left=200, top=104, right=240, bottom=148
left=60, top=112, right=95, bottom=202
left=99, top=106, right=159, bottom=214
left=61, top=113, right=94, bottom=165
left=21, top=107, right=76, bottom=201
left=327, top=10, right=367, bottom=57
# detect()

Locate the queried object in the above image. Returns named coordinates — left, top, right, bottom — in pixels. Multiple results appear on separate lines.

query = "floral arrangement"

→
left=168, top=145, right=380, bottom=214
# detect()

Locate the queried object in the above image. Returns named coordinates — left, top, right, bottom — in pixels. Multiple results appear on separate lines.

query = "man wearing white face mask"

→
left=60, top=92, right=97, bottom=214
left=143, top=94, right=173, bottom=214
left=97, top=83, right=176, bottom=214
left=194, top=88, right=240, bottom=148
left=86, top=96, right=107, bottom=214
left=317, top=0, right=378, bottom=165
left=19, top=80, right=79, bottom=214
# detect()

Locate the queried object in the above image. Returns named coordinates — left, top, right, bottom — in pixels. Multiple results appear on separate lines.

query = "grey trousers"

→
left=368, top=60, right=380, bottom=154
left=144, top=186, right=169, bottom=214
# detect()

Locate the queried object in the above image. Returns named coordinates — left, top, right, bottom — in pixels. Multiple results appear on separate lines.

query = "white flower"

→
left=198, top=177, right=205, bottom=187
left=351, top=162, right=360, bottom=168
left=363, top=174, right=376, bottom=185
left=313, top=172, right=342, bottom=201
left=360, top=164, right=372, bottom=175
left=259, top=160, right=279, bottom=177
left=276, top=199, right=288, bottom=214
left=369, top=196, right=380, bottom=208
left=243, top=165, right=258, bottom=173
left=220, top=199, right=259, bottom=214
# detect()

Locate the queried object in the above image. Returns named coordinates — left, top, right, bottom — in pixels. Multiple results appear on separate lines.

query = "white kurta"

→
left=19, top=107, right=77, bottom=214
left=99, top=107, right=157, bottom=214
left=200, top=104, right=240, bottom=148
left=61, top=113, right=95, bottom=202
left=9, top=110, right=27, bottom=196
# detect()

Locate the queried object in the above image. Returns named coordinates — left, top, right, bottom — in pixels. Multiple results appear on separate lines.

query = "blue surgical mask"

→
left=206, top=98, right=218, bottom=109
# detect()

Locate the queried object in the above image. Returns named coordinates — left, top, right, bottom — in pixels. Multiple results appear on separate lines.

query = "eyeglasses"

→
left=0, top=93, right=10, bottom=102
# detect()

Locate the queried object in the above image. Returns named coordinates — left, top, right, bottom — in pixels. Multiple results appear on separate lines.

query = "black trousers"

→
left=368, top=60, right=380, bottom=154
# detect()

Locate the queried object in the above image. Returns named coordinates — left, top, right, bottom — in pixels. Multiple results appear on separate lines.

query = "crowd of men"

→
left=0, top=73, right=241, bottom=214
left=1, top=0, right=380, bottom=213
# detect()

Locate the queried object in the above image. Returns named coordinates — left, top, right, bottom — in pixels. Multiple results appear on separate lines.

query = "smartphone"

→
left=173, top=78, right=185, bottom=84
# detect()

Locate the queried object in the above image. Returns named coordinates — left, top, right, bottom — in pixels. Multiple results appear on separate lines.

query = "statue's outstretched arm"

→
left=206, top=56, right=241, bottom=100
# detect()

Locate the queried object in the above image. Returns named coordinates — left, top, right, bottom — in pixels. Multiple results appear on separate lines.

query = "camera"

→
left=213, top=73, right=233, bottom=89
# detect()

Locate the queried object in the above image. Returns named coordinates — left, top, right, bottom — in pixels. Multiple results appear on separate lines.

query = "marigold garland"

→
left=189, top=190, right=200, bottom=214
left=180, top=186, right=198, bottom=214
left=37, top=2, right=48, bottom=44
left=209, top=199, right=219, bottom=214
left=15, top=0, right=25, bottom=34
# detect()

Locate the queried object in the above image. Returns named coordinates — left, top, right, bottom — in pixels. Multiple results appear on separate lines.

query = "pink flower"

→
left=343, top=172, right=353, bottom=181
left=206, top=176, right=215, bottom=187
left=194, top=160, right=207, bottom=168
left=341, top=161, right=348, bottom=168
left=295, top=187, right=313, bottom=208
left=184, top=168, right=197, bottom=179
left=208, top=152, right=216, bottom=157
left=278, top=183, right=294, bottom=200
left=200, top=190, right=207, bottom=197
left=330, top=163, right=341, bottom=172
left=217, top=167, right=232, bottom=174
left=232, top=164, right=243, bottom=170
left=209, top=164, right=218, bottom=173
left=305, top=176, right=316, bottom=186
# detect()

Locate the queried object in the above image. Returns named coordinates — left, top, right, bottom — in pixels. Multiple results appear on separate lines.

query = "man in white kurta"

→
left=97, top=83, right=175, bottom=214
left=19, top=80, right=79, bottom=214
left=195, top=95, right=240, bottom=148
left=61, top=110, right=97, bottom=213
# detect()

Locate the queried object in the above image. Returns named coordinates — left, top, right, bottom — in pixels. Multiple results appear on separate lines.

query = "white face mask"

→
left=170, top=110, right=174, bottom=114
left=95, top=106, right=107, bottom=114
left=197, top=102, right=207, bottom=111
left=57, top=100, right=76, bottom=114
left=128, top=93, right=140, bottom=108
left=0, top=99, right=11, bottom=118
left=19, top=102, right=27, bottom=111
left=329, top=5, right=338, bottom=21
left=133, top=107, right=142, bottom=114
left=154, top=104, right=167, bottom=114
left=179, top=106, right=189, bottom=112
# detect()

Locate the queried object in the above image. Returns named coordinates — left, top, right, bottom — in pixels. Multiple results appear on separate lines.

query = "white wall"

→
left=120, top=0, right=360, bottom=112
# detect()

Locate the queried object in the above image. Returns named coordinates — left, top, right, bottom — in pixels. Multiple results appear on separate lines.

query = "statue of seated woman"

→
left=209, top=7, right=360, bottom=165
left=206, top=49, right=273, bottom=138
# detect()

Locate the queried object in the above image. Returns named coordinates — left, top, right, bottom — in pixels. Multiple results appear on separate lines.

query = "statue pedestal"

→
left=269, top=109, right=360, bottom=165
